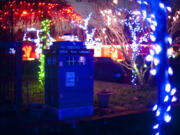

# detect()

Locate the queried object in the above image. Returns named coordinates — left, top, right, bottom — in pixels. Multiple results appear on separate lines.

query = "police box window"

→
left=78, top=56, right=86, bottom=65
left=66, top=56, right=77, bottom=65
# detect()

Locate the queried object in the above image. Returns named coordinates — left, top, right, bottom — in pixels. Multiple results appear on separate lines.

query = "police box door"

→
left=58, top=52, right=93, bottom=108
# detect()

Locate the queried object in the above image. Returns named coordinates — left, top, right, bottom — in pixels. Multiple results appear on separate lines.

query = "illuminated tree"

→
left=168, top=10, right=180, bottom=44
left=89, top=3, right=154, bottom=85
left=69, top=1, right=154, bottom=85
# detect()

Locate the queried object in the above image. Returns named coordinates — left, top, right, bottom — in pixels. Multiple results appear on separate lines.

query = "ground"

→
left=1, top=80, right=180, bottom=135
left=94, top=81, right=157, bottom=110
left=23, top=80, right=157, bottom=111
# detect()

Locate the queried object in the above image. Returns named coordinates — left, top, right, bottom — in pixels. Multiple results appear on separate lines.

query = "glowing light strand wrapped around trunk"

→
left=138, top=0, right=177, bottom=134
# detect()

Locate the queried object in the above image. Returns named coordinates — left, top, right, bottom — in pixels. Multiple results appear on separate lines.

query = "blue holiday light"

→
left=138, top=0, right=177, bottom=134
left=121, top=8, right=153, bottom=85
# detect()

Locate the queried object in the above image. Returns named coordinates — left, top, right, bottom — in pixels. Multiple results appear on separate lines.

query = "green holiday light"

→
left=39, top=19, right=51, bottom=85
left=38, top=54, right=45, bottom=85
left=41, top=19, right=51, bottom=49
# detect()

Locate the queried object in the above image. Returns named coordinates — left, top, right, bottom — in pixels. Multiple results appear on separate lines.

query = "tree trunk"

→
left=137, top=73, right=144, bottom=86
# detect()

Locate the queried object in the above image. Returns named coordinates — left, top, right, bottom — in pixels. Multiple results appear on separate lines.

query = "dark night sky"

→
left=170, top=0, right=180, bottom=11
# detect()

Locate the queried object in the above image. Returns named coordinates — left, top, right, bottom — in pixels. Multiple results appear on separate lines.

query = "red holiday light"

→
left=0, top=0, right=83, bottom=32
left=22, top=11, right=28, bottom=16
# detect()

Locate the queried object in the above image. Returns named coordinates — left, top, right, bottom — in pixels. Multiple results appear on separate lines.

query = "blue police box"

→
left=44, top=41, right=94, bottom=120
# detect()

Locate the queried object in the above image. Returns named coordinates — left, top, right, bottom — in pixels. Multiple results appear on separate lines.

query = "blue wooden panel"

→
left=0, top=41, right=15, bottom=48
left=45, top=41, right=94, bottom=119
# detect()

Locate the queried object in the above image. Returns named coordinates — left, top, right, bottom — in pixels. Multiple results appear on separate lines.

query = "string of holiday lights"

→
left=72, top=13, right=98, bottom=49
left=23, top=28, right=43, bottom=59
left=124, top=10, right=152, bottom=85
left=39, top=54, right=45, bottom=85
left=23, top=27, right=55, bottom=59
left=0, top=0, right=83, bottom=36
left=38, top=19, right=51, bottom=85
left=41, top=19, right=52, bottom=49
left=168, top=9, right=180, bottom=46
left=23, top=26, right=56, bottom=84
left=168, top=10, right=180, bottom=24
left=23, top=22, right=56, bottom=83
left=98, top=7, right=153, bottom=85
left=137, top=0, right=177, bottom=134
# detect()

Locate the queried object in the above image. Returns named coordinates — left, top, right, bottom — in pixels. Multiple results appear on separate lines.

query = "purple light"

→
left=172, top=96, right=177, bottom=102
left=164, top=113, right=171, bottom=123
left=171, top=88, right=176, bottom=96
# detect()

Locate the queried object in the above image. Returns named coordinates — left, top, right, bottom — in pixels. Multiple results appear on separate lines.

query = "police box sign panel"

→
left=66, top=72, right=75, bottom=87
left=59, top=50, right=93, bottom=55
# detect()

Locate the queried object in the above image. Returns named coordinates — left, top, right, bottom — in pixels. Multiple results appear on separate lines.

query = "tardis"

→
left=44, top=41, right=94, bottom=120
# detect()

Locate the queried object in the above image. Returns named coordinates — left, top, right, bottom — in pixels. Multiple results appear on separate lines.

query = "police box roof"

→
left=50, top=41, right=86, bottom=50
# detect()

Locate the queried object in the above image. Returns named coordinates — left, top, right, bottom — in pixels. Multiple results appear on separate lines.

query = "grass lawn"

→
left=94, top=81, right=157, bottom=111
left=23, top=80, right=159, bottom=112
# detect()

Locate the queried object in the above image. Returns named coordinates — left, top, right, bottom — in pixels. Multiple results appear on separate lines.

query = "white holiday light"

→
left=72, top=13, right=102, bottom=49
left=166, top=106, right=171, bottom=112
left=165, top=83, right=171, bottom=93
left=164, top=95, right=169, bottom=102
left=153, top=124, right=159, bottom=129
left=172, top=96, right=177, bottom=102
left=168, top=67, right=173, bottom=75
left=170, top=88, right=176, bottom=96
left=23, top=27, right=55, bottom=59
left=150, top=69, right=157, bottom=76
left=164, top=113, right=171, bottom=123
left=153, top=104, right=158, bottom=111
